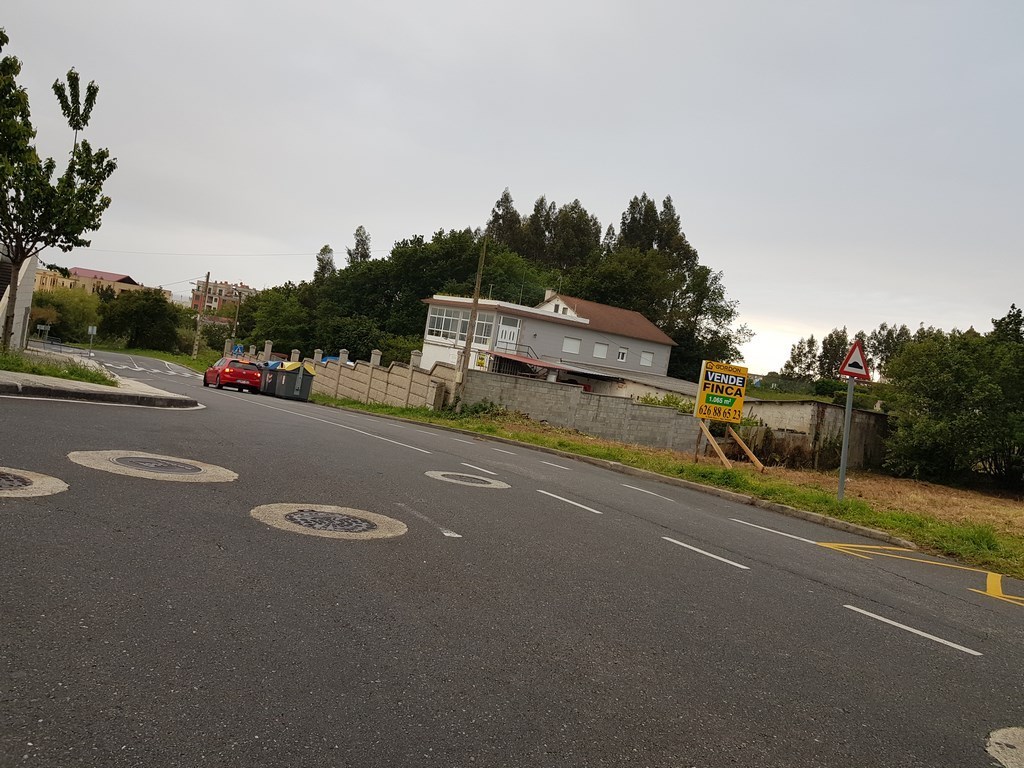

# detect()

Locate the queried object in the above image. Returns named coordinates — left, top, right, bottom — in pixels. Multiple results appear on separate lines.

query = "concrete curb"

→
left=0, top=380, right=200, bottom=409
left=319, top=401, right=917, bottom=550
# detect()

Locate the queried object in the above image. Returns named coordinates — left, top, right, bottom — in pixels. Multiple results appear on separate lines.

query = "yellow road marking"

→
left=818, top=542, right=1023, bottom=608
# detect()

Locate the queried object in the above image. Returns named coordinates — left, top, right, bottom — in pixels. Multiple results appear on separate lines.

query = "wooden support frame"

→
left=727, top=426, right=765, bottom=473
left=697, top=419, right=732, bottom=469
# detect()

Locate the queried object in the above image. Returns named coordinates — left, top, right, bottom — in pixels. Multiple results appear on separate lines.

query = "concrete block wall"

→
left=308, top=354, right=455, bottom=410
left=463, top=370, right=700, bottom=450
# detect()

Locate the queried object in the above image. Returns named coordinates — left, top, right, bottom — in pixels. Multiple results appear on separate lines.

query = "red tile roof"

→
left=550, top=294, right=676, bottom=346
left=70, top=267, right=139, bottom=285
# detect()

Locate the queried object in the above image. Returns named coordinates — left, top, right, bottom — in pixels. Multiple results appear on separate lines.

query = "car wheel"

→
left=216, top=375, right=224, bottom=390
left=202, top=376, right=209, bottom=387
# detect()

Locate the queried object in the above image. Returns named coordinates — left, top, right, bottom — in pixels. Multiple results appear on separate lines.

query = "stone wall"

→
left=310, top=355, right=456, bottom=410
left=463, top=370, right=700, bottom=450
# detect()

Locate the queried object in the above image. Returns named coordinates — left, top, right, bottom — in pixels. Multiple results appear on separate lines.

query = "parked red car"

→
left=203, top=358, right=261, bottom=393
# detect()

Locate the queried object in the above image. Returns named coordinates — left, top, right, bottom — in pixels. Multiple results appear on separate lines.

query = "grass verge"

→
left=310, top=392, right=1024, bottom=580
left=0, top=350, right=117, bottom=386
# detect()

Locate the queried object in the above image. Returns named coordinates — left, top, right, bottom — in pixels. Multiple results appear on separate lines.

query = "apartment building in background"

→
left=191, top=279, right=257, bottom=313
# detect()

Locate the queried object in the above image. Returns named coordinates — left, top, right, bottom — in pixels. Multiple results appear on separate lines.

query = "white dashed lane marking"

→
left=540, top=461, right=571, bottom=471
left=662, top=536, right=750, bottom=570
left=623, top=484, right=676, bottom=502
left=536, top=490, right=602, bottom=515
left=843, top=605, right=982, bottom=656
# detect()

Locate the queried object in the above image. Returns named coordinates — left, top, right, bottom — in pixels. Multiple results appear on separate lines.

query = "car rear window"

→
left=230, top=361, right=259, bottom=371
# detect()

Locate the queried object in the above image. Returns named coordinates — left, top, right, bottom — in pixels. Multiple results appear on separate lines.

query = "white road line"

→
left=218, top=393, right=432, bottom=454
left=843, top=605, right=982, bottom=656
left=393, top=502, right=462, bottom=538
left=461, top=463, right=497, bottom=476
left=416, top=430, right=434, bottom=435
left=492, top=447, right=517, bottom=455
left=623, top=484, right=675, bottom=502
left=536, top=490, right=602, bottom=514
left=452, top=438, right=474, bottom=444
left=730, top=518, right=817, bottom=544
left=662, top=537, right=751, bottom=570
left=540, top=461, right=571, bottom=471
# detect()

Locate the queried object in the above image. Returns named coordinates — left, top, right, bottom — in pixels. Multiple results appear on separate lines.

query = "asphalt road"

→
left=2, top=351, right=1022, bottom=767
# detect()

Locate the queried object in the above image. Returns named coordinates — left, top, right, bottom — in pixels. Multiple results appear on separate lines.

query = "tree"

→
left=31, top=286, right=99, bottom=342
left=520, top=196, right=556, bottom=264
left=817, top=327, right=850, bottom=380
left=781, top=335, right=819, bottom=380
left=314, top=244, right=336, bottom=282
left=346, top=226, right=372, bottom=265
left=618, top=193, right=660, bottom=252
left=99, top=289, right=184, bottom=350
left=867, top=322, right=912, bottom=378
left=52, top=68, right=97, bottom=153
left=485, top=188, right=523, bottom=254
left=0, top=29, right=116, bottom=350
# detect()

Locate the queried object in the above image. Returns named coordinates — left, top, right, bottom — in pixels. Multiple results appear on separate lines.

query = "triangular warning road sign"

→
left=839, top=339, right=871, bottom=380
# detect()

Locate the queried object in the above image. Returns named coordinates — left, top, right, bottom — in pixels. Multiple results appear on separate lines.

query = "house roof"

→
left=70, top=267, right=139, bottom=285
left=546, top=294, right=676, bottom=346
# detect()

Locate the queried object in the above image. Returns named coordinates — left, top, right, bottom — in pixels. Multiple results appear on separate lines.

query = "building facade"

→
left=191, top=280, right=257, bottom=313
left=33, top=267, right=171, bottom=300
left=420, top=290, right=676, bottom=378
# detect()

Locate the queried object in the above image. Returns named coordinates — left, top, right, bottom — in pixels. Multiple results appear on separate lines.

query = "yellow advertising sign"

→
left=695, top=360, right=748, bottom=424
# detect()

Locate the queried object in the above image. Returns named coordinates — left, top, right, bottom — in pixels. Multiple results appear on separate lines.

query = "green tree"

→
left=314, top=244, right=336, bottom=282
left=781, top=335, right=819, bottom=380
left=885, top=311, right=1024, bottom=487
left=0, top=29, right=116, bottom=350
left=817, top=327, right=850, bottom=380
left=485, top=188, right=523, bottom=254
left=867, top=322, right=912, bottom=378
left=99, top=289, right=184, bottom=350
left=31, top=286, right=99, bottom=342
left=346, top=226, right=372, bottom=265
left=250, top=283, right=309, bottom=354
left=52, top=68, right=97, bottom=153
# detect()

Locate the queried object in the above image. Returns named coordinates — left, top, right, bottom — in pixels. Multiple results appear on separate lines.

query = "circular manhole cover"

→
left=424, top=471, right=511, bottom=489
left=285, top=509, right=378, bottom=533
left=0, top=467, right=69, bottom=499
left=67, top=451, right=237, bottom=483
left=112, top=457, right=203, bottom=474
left=250, top=504, right=407, bottom=540
left=0, top=471, right=32, bottom=490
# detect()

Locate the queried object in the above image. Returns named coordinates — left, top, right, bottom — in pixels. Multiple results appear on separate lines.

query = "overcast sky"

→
left=6, top=1, right=1022, bottom=373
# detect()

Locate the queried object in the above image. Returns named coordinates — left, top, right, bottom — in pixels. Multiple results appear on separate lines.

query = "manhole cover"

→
left=0, top=467, right=68, bottom=498
left=112, top=457, right=203, bottom=474
left=67, top=451, right=237, bottom=483
left=0, top=471, right=32, bottom=490
left=285, top=509, right=378, bottom=533
left=250, top=504, right=407, bottom=540
left=424, top=471, right=511, bottom=489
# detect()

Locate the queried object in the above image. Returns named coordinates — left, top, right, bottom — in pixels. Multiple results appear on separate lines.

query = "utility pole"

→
left=191, top=271, right=210, bottom=360
left=232, top=290, right=243, bottom=338
left=455, top=238, right=487, bottom=406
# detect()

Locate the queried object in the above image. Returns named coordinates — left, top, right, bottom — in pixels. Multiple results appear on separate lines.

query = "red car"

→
left=203, top=358, right=261, bottom=393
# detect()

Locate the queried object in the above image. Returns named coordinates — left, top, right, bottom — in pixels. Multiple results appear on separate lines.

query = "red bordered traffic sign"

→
left=839, top=339, right=871, bottom=380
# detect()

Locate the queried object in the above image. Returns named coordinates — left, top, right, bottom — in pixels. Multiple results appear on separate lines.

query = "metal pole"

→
left=232, top=290, right=242, bottom=337
left=191, top=271, right=210, bottom=360
left=837, top=377, right=855, bottom=501
left=455, top=239, right=487, bottom=406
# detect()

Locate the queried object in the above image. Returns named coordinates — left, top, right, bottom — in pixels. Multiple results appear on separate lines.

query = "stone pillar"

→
left=333, top=350, right=349, bottom=398
left=248, top=345, right=256, bottom=356
left=313, top=349, right=323, bottom=363
left=370, top=349, right=382, bottom=367
left=290, top=349, right=300, bottom=362
left=263, top=340, right=273, bottom=361
left=223, top=339, right=233, bottom=357
left=410, top=350, right=422, bottom=369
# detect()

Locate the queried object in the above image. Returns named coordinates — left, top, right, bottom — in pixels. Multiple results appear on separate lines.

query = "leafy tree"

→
left=250, top=283, right=309, bottom=353
left=885, top=310, right=1024, bottom=487
left=98, top=289, right=184, bottom=350
left=548, top=199, right=601, bottom=272
left=315, top=314, right=383, bottom=362
left=0, top=29, right=116, bottom=350
left=781, top=335, right=819, bottom=380
left=379, top=333, right=423, bottom=367
left=346, top=226, right=372, bottom=265
left=520, top=196, right=556, bottom=264
left=867, top=322, right=912, bottom=378
left=314, top=244, right=336, bottom=282
left=618, top=193, right=661, bottom=252
left=991, top=303, right=1023, bottom=344
left=52, top=68, right=97, bottom=153
left=485, top=188, right=523, bottom=254
left=817, top=327, right=850, bottom=380
left=31, top=286, right=99, bottom=342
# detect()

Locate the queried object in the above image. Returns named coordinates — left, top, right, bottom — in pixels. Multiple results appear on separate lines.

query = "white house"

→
left=420, top=290, right=681, bottom=389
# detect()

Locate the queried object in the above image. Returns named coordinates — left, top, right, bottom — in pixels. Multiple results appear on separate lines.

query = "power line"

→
left=77, top=246, right=393, bottom=257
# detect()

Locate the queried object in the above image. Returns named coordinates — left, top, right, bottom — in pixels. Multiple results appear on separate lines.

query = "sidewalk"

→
left=0, top=367, right=200, bottom=409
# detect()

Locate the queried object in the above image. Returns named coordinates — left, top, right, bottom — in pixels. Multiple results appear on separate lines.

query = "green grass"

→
left=0, top=350, right=117, bottom=386
left=310, top=392, right=1024, bottom=579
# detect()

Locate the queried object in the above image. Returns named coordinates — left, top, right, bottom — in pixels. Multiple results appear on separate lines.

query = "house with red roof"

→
left=421, top=290, right=693, bottom=397
left=33, top=267, right=171, bottom=300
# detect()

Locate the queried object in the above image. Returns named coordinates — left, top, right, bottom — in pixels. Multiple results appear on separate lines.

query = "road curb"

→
left=0, top=380, right=199, bottom=409
left=314, top=401, right=918, bottom=550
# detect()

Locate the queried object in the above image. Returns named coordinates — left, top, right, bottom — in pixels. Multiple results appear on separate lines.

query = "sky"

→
left=5, top=1, right=1022, bottom=374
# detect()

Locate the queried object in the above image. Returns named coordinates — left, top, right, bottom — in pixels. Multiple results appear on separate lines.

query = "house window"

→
left=562, top=337, right=581, bottom=354
left=553, top=303, right=560, bottom=313
left=593, top=342, right=608, bottom=359
left=474, top=312, right=495, bottom=345
left=640, top=351, right=654, bottom=367
left=617, top=347, right=628, bottom=362
left=561, top=307, right=568, bottom=315
left=426, top=306, right=469, bottom=342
